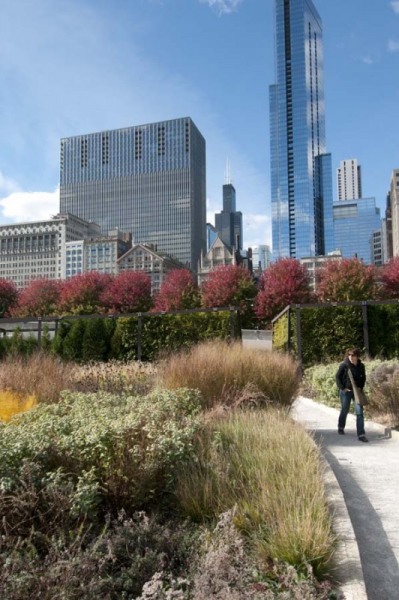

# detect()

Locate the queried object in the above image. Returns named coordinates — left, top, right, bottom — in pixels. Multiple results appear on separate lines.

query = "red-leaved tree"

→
left=201, top=265, right=257, bottom=327
left=153, top=269, right=200, bottom=311
left=379, top=257, right=399, bottom=299
left=101, top=271, right=152, bottom=313
left=0, top=278, right=19, bottom=317
left=254, top=258, right=312, bottom=323
left=316, top=258, right=377, bottom=302
left=12, top=278, right=61, bottom=317
left=58, top=272, right=112, bottom=315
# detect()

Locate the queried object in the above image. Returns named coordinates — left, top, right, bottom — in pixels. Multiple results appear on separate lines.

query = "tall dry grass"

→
left=158, top=340, right=300, bottom=410
left=176, top=409, right=334, bottom=577
left=0, top=353, right=76, bottom=404
left=0, top=353, right=157, bottom=407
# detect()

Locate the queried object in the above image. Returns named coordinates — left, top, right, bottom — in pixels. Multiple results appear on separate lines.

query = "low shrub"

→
left=0, top=511, right=200, bottom=600
left=367, top=362, right=399, bottom=427
left=0, top=387, right=202, bottom=535
left=159, top=340, right=300, bottom=410
left=303, top=361, right=342, bottom=409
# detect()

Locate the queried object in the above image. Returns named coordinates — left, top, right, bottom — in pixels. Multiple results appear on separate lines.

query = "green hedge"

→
left=52, top=311, right=237, bottom=363
left=274, top=303, right=399, bottom=366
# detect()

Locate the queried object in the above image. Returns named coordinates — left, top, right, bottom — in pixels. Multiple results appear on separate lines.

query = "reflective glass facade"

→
left=333, top=198, right=381, bottom=264
left=270, top=0, right=333, bottom=259
left=59, top=118, right=206, bottom=270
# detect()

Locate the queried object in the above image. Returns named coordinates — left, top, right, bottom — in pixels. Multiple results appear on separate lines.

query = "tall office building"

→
left=59, top=117, right=206, bottom=270
left=215, top=167, right=243, bottom=251
left=270, top=0, right=334, bottom=259
left=337, top=159, right=362, bottom=201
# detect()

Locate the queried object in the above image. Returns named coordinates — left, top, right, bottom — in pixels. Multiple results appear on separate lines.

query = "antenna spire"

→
left=225, top=159, right=232, bottom=184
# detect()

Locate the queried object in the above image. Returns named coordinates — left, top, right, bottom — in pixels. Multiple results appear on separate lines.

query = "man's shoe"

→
left=338, top=428, right=345, bottom=435
left=358, top=435, right=369, bottom=443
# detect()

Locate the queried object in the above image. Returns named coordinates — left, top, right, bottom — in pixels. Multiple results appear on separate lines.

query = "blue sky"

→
left=0, top=0, right=398, bottom=249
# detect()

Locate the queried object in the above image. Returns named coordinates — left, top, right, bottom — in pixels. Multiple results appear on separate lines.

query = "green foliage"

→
left=82, top=318, right=108, bottom=362
left=7, top=328, right=38, bottom=357
left=368, top=304, right=399, bottom=358
left=40, top=324, right=52, bottom=352
left=62, top=319, right=86, bottom=362
left=303, top=362, right=342, bottom=409
left=51, top=320, right=71, bottom=357
left=274, top=302, right=399, bottom=367
left=0, top=388, right=201, bottom=525
left=110, top=311, right=234, bottom=362
left=299, top=306, right=363, bottom=366
left=276, top=306, right=363, bottom=366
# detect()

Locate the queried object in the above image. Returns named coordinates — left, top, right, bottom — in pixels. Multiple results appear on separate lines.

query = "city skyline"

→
left=0, top=0, right=398, bottom=252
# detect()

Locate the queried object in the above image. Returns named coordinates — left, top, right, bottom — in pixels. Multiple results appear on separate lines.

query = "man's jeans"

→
left=338, top=390, right=365, bottom=437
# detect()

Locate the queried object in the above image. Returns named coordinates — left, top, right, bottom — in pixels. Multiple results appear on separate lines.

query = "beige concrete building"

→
left=198, top=235, right=236, bottom=285
left=0, top=213, right=100, bottom=289
left=117, top=243, right=184, bottom=294
left=300, top=250, right=343, bottom=291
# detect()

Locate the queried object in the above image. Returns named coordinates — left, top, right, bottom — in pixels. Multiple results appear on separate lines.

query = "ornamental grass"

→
left=158, top=339, right=300, bottom=410
left=176, top=408, right=335, bottom=578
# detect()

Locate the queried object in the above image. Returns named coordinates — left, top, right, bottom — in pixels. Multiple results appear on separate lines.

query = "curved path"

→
left=293, top=396, right=399, bottom=600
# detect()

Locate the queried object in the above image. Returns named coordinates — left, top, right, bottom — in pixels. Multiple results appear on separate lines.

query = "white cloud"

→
left=387, top=39, right=399, bottom=52
left=0, top=189, right=59, bottom=223
left=362, top=55, right=375, bottom=65
left=0, top=171, right=20, bottom=196
left=244, top=213, right=272, bottom=248
left=391, top=1, right=399, bottom=14
left=199, top=0, right=244, bottom=16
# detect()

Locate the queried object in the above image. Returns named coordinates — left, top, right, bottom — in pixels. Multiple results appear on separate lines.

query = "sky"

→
left=0, top=0, right=398, bottom=250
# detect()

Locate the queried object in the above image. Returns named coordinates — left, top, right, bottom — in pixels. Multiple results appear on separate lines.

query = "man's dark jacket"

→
left=336, top=358, right=366, bottom=391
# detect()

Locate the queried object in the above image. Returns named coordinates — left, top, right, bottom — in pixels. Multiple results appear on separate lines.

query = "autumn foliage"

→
left=101, top=271, right=152, bottom=313
left=201, top=265, right=257, bottom=326
left=153, top=269, right=200, bottom=311
left=379, top=257, right=399, bottom=299
left=58, top=272, right=112, bottom=315
left=12, top=278, right=61, bottom=317
left=316, top=258, right=377, bottom=302
left=255, top=258, right=312, bottom=322
left=0, top=278, right=18, bottom=318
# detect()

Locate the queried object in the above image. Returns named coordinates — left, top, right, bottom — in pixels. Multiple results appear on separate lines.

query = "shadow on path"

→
left=313, top=432, right=399, bottom=600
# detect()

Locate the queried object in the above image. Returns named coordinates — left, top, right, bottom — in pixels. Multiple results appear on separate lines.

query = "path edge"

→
left=319, top=447, right=368, bottom=600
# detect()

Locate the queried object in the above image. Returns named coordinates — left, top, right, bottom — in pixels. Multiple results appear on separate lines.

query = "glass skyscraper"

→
left=333, top=198, right=381, bottom=264
left=270, top=0, right=333, bottom=259
left=59, top=117, right=206, bottom=270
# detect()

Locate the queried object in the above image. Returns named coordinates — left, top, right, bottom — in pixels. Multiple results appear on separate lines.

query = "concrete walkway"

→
left=293, top=396, right=399, bottom=600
